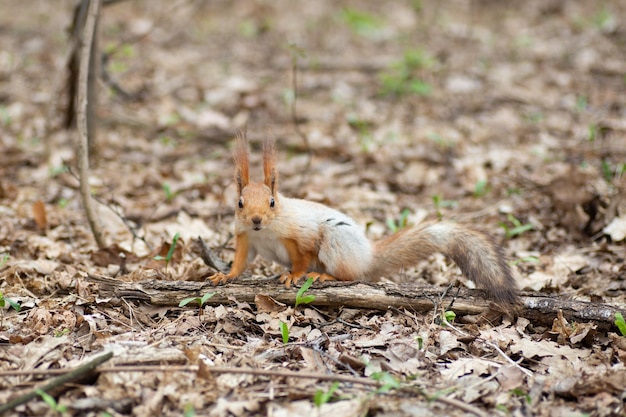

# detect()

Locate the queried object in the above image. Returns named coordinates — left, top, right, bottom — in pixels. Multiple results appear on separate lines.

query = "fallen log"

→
left=87, top=274, right=625, bottom=331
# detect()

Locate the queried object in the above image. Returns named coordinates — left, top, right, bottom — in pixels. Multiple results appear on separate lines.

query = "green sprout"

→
left=499, top=214, right=533, bottom=239
left=443, top=310, right=456, bottom=324
left=339, top=8, right=383, bottom=37
left=415, top=335, right=424, bottom=350
left=179, top=292, right=216, bottom=317
left=510, top=387, right=532, bottom=404
left=280, top=321, right=290, bottom=344
left=371, top=371, right=401, bottom=393
left=386, top=208, right=411, bottom=233
left=0, top=291, right=20, bottom=312
left=473, top=179, right=490, bottom=198
left=163, top=182, right=175, bottom=202
left=432, top=194, right=458, bottom=219
left=54, top=328, right=70, bottom=338
left=295, top=277, right=316, bottom=307
left=588, top=123, right=597, bottom=142
left=154, top=232, right=181, bottom=269
left=183, top=403, right=196, bottom=417
left=36, top=389, right=67, bottom=414
left=512, top=256, right=540, bottom=266
left=379, top=49, right=434, bottom=97
left=314, top=381, right=340, bottom=407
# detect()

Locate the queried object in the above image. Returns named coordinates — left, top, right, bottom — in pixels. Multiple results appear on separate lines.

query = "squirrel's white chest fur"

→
left=247, top=228, right=291, bottom=266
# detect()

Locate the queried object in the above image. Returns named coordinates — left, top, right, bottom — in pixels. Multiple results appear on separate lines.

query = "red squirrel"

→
left=209, top=133, right=519, bottom=305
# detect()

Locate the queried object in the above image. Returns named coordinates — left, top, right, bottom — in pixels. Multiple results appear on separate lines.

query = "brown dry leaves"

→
left=1, top=0, right=626, bottom=416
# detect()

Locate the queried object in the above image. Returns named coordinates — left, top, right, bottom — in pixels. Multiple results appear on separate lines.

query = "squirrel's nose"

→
left=251, top=216, right=262, bottom=225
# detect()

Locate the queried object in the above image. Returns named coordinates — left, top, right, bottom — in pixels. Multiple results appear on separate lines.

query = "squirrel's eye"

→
left=269, top=197, right=275, bottom=208
left=238, top=198, right=244, bottom=209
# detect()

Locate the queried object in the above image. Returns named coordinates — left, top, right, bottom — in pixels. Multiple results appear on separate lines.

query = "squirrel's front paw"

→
left=209, top=272, right=230, bottom=285
left=279, top=272, right=301, bottom=288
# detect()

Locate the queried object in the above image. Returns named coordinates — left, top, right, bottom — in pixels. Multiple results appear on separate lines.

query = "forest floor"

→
left=1, top=0, right=626, bottom=416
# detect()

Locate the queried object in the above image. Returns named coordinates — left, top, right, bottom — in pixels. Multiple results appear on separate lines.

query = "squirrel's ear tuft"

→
left=267, top=169, right=278, bottom=195
left=233, top=131, right=250, bottom=193
left=263, top=138, right=278, bottom=194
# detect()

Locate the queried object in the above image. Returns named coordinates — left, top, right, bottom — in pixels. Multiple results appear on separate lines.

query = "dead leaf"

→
left=603, top=216, right=626, bottom=241
left=32, top=200, right=47, bottom=229
left=91, top=244, right=141, bottom=267
left=255, top=294, right=285, bottom=313
left=439, top=330, right=460, bottom=355
left=495, top=365, right=525, bottom=390
left=441, top=357, right=493, bottom=380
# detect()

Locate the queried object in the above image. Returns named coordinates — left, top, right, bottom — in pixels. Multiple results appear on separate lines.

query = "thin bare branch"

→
left=77, top=0, right=105, bottom=248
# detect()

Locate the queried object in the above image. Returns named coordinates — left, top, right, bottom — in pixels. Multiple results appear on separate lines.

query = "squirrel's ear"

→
left=263, top=138, right=278, bottom=194
left=266, top=169, right=278, bottom=195
left=233, top=131, right=250, bottom=194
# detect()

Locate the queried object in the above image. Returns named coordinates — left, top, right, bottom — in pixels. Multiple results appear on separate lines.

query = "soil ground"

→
left=1, top=1, right=626, bottom=416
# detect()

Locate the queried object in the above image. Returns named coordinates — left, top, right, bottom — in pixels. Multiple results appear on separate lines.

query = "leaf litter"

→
left=1, top=0, right=626, bottom=416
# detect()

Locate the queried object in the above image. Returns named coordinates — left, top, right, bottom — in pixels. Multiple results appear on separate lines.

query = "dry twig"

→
left=77, top=0, right=105, bottom=248
left=0, top=352, right=113, bottom=415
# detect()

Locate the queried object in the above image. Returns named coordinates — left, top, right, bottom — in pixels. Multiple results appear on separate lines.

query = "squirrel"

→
left=209, top=133, right=519, bottom=306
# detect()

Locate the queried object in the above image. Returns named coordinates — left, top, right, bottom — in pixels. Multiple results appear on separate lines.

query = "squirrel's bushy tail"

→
left=367, top=221, right=518, bottom=305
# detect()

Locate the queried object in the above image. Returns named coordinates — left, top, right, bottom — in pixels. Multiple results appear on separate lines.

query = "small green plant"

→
left=295, top=277, right=316, bottom=307
left=427, top=132, right=453, bottom=148
left=179, top=292, right=216, bottom=309
left=159, top=135, right=176, bottom=147
left=614, top=312, right=626, bottom=336
left=238, top=20, right=259, bottom=38
left=280, top=321, right=290, bottom=344
left=0, top=253, right=8, bottom=268
left=36, top=389, right=67, bottom=414
left=339, top=8, right=383, bottom=37
left=0, top=105, right=11, bottom=126
left=575, top=95, right=588, bottom=112
left=592, top=7, right=615, bottom=32
left=473, top=179, right=490, bottom=198
left=0, top=290, right=20, bottom=330
left=163, top=182, right=175, bottom=202
left=386, top=208, right=411, bottom=233
left=347, top=114, right=374, bottom=151
left=524, top=111, right=544, bottom=124
left=49, top=164, right=69, bottom=177
left=507, top=187, right=522, bottom=196
left=588, top=123, right=597, bottom=142
left=510, top=387, right=532, bottom=404
left=183, top=402, right=196, bottom=417
left=57, top=198, right=69, bottom=209
left=443, top=310, right=456, bottom=324
left=415, top=335, right=423, bottom=350
left=512, top=255, right=540, bottom=266
left=0, top=291, right=20, bottom=312
left=379, top=49, right=434, bottom=97
left=371, top=371, right=401, bottom=393
left=313, top=381, right=340, bottom=407
left=432, top=195, right=458, bottom=219
left=154, top=232, right=181, bottom=269
left=54, top=328, right=70, bottom=337
left=601, top=159, right=625, bottom=184
left=499, top=214, right=533, bottom=239
left=179, top=292, right=216, bottom=319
